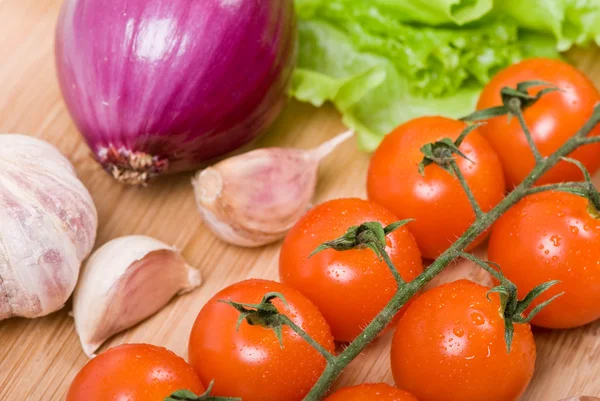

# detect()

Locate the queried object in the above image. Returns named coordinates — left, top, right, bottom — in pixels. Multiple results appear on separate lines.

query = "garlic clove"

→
left=192, top=130, right=354, bottom=247
left=72, top=235, right=201, bottom=357
left=559, top=398, right=600, bottom=401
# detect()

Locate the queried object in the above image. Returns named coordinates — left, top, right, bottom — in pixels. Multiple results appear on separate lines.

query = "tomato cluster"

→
left=67, top=57, right=600, bottom=401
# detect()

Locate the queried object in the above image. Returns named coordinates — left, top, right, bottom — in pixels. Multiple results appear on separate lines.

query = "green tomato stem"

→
left=458, top=252, right=506, bottom=283
left=450, top=160, right=485, bottom=219
left=525, top=182, right=585, bottom=196
left=379, top=242, right=405, bottom=284
left=300, top=104, right=600, bottom=401
left=509, top=98, right=544, bottom=163
left=278, top=315, right=336, bottom=364
left=582, top=135, right=600, bottom=144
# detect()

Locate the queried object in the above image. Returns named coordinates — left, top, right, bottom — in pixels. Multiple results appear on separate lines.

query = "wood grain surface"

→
left=1, top=1, right=600, bottom=400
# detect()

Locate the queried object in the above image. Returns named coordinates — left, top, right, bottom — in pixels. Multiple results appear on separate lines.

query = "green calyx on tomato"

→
left=418, top=123, right=482, bottom=175
left=220, top=291, right=336, bottom=364
left=310, top=219, right=413, bottom=275
left=460, top=252, right=562, bottom=352
left=220, top=292, right=290, bottom=346
left=166, top=381, right=241, bottom=401
left=462, top=80, right=560, bottom=122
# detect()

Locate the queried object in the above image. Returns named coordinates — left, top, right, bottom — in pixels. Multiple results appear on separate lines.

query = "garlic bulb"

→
left=0, top=134, right=97, bottom=320
left=192, top=130, right=354, bottom=247
left=73, top=235, right=201, bottom=357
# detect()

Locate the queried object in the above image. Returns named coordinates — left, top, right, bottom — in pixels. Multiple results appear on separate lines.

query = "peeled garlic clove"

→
left=0, top=134, right=97, bottom=320
left=73, top=235, right=201, bottom=357
left=559, top=398, right=600, bottom=401
left=192, top=130, right=353, bottom=247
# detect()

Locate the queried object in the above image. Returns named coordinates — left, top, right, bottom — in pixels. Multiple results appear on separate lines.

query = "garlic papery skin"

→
left=73, top=235, right=201, bottom=357
left=192, top=130, right=354, bottom=247
left=0, top=134, right=97, bottom=320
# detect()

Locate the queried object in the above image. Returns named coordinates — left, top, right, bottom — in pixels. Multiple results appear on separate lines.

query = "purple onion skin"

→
left=55, top=0, right=297, bottom=184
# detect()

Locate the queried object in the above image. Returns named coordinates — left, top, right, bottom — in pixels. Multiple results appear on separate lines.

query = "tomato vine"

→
left=221, top=83, right=600, bottom=401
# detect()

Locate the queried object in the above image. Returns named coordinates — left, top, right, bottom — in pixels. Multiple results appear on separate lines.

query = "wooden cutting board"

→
left=1, top=0, right=600, bottom=400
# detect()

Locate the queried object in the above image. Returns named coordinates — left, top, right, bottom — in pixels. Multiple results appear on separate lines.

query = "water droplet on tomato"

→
left=550, top=235, right=562, bottom=247
left=471, top=312, right=485, bottom=326
left=453, top=327, right=465, bottom=337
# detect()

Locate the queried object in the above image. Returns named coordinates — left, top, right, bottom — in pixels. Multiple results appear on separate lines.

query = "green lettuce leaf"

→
left=296, top=1, right=525, bottom=97
left=296, top=0, right=493, bottom=26
left=291, top=2, right=559, bottom=151
left=497, top=0, right=600, bottom=51
left=292, top=21, right=484, bottom=151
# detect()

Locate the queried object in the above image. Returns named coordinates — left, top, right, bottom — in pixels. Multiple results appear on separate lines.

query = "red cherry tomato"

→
left=279, top=198, right=423, bottom=342
left=188, top=279, right=335, bottom=401
left=367, top=116, right=505, bottom=259
left=324, top=384, right=419, bottom=401
left=66, top=344, right=204, bottom=401
left=488, top=191, right=600, bottom=328
left=477, top=58, right=600, bottom=188
left=391, top=280, right=536, bottom=401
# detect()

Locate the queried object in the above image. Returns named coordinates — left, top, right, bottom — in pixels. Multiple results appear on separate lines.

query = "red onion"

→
left=55, top=0, right=297, bottom=185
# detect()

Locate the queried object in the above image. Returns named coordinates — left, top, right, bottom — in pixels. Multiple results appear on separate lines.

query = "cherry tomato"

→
left=66, top=343, right=204, bottom=401
left=279, top=198, right=423, bottom=342
left=367, top=117, right=505, bottom=259
left=488, top=191, right=600, bottom=328
left=391, top=280, right=536, bottom=401
left=188, top=279, right=335, bottom=401
left=324, top=384, right=419, bottom=401
left=477, top=58, right=600, bottom=188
